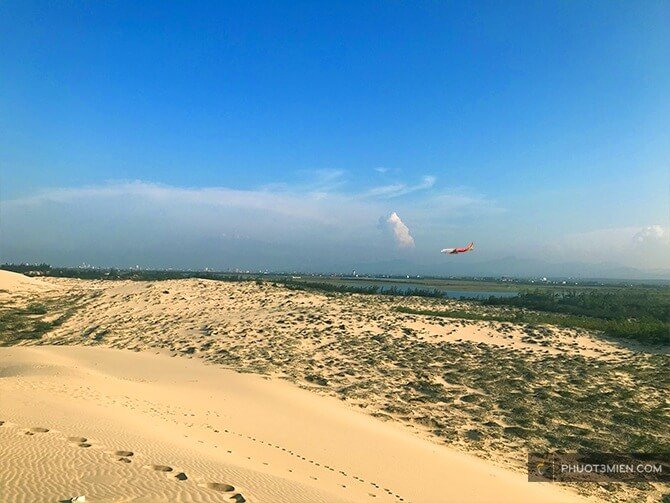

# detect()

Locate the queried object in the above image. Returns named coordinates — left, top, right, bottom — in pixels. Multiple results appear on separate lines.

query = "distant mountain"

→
left=469, top=257, right=670, bottom=280
left=351, top=256, right=670, bottom=281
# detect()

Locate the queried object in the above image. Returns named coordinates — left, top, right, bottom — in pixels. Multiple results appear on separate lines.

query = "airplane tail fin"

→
left=467, top=242, right=474, bottom=250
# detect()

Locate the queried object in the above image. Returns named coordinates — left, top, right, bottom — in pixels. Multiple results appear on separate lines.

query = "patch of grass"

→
left=0, top=298, right=80, bottom=346
left=25, top=303, right=48, bottom=315
left=483, top=289, right=670, bottom=345
left=396, top=305, right=604, bottom=329
left=394, top=304, right=669, bottom=346
left=305, top=373, right=329, bottom=386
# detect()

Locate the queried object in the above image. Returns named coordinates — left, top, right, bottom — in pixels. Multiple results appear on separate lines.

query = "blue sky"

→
left=1, top=2, right=668, bottom=274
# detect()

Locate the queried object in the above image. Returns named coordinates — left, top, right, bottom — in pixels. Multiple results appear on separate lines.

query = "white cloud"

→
left=259, top=168, right=345, bottom=194
left=632, top=225, right=666, bottom=244
left=379, top=212, right=415, bottom=249
left=366, top=183, right=405, bottom=197
left=365, top=175, right=436, bottom=198
left=532, top=224, right=670, bottom=270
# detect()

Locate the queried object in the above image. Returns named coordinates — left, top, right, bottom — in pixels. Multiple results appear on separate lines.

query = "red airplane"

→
left=441, top=242, right=474, bottom=255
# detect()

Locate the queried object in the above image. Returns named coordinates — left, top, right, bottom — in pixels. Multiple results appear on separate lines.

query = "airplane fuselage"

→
left=440, top=242, right=474, bottom=255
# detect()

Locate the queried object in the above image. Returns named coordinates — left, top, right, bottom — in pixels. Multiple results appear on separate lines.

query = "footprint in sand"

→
left=13, top=422, right=261, bottom=503
left=107, top=449, right=134, bottom=463
left=148, top=465, right=173, bottom=472
left=65, top=436, right=91, bottom=447
left=26, top=427, right=49, bottom=435
left=201, top=482, right=235, bottom=492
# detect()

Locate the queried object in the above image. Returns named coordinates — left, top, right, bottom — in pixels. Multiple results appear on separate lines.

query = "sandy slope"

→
left=0, top=269, right=57, bottom=295
left=0, top=345, right=588, bottom=503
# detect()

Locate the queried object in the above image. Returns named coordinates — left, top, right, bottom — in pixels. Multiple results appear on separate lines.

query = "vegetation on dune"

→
left=485, top=289, right=670, bottom=345
left=0, top=300, right=75, bottom=346
left=204, top=316, right=670, bottom=460
left=0, top=304, right=44, bottom=343
left=397, top=288, right=670, bottom=346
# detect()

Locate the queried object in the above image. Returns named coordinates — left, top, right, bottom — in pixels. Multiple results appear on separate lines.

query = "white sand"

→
left=0, top=345, right=589, bottom=503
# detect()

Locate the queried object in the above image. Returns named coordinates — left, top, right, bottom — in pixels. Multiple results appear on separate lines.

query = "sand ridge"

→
left=0, top=270, right=52, bottom=291
left=0, top=270, right=60, bottom=304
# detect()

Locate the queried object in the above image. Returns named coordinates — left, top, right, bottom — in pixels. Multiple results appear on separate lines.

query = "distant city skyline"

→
left=1, top=2, right=668, bottom=277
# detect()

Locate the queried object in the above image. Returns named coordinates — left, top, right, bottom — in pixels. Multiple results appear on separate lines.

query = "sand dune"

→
left=4, top=275, right=646, bottom=500
left=0, top=345, right=588, bottom=503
